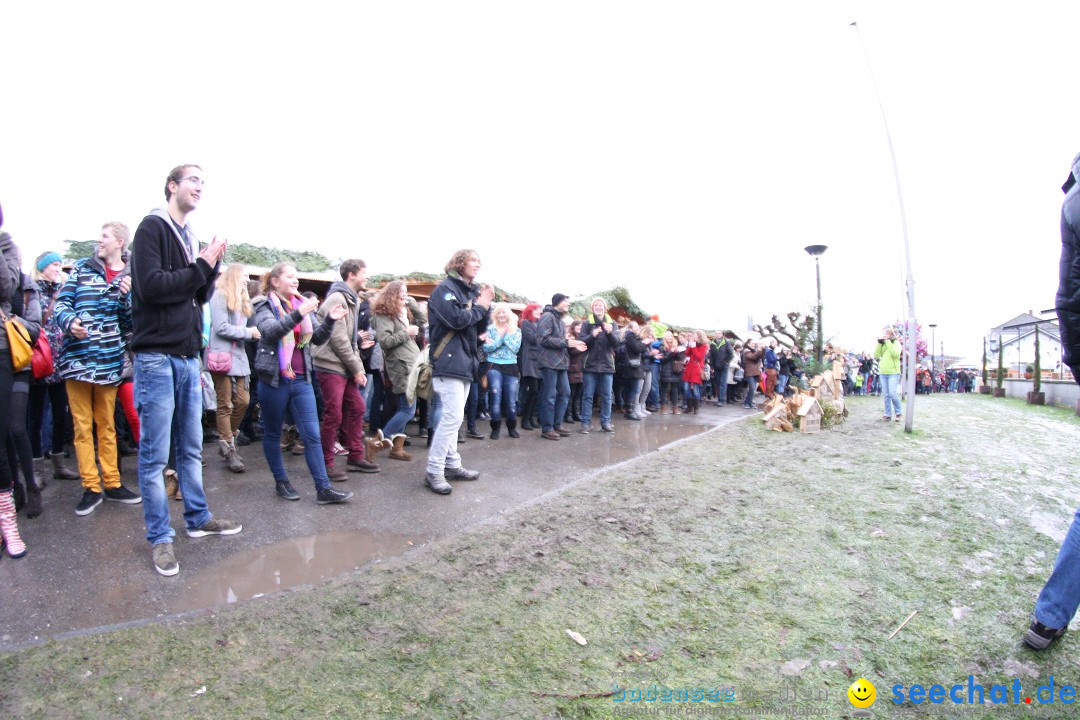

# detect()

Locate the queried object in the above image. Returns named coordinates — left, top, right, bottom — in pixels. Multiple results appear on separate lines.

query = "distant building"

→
left=987, top=311, right=1064, bottom=377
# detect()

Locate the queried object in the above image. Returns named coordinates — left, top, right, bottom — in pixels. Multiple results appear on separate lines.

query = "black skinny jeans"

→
left=29, top=381, right=70, bottom=458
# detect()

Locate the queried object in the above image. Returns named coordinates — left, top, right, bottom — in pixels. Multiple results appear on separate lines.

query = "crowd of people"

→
left=0, top=164, right=979, bottom=577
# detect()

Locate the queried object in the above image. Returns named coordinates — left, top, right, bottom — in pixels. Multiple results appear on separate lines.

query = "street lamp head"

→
left=929, top=323, right=937, bottom=329
left=804, top=245, right=828, bottom=258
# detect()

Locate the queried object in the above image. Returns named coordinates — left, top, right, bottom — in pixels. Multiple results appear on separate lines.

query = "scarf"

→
left=269, top=292, right=312, bottom=379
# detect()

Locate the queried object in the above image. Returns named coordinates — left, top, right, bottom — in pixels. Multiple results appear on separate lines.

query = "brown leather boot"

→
left=389, top=434, right=412, bottom=461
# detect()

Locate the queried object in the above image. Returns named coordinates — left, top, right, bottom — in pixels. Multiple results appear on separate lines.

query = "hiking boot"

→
left=275, top=480, right=300, bottom=501
left=347, top=459, right=381, bottom=473
left=226, top=445, right=246, bottom=473
left=280, top=426, right=297, bottom=451
left=75, top=490, right=103, bottom=516
left=51, top=451, right=79, bottom=480
left=164, top=469, right=182, bottom=501
left=541, top=431, right=561, bottom=440
left=326, top=464, right=349, bottom=482
left=424, top=473, right=453, bottom=494
left=1023, top=621, right=1067, bottom=650
left=186, top=517, right=243, bottom=538
left=554, top=427, right=571, bottom=437
left=316, top=487, right=353, bottom=504
left=445, top=466, right=480, bottom=481
left=291, top=436, right=306, bottom=455
left=152, top=542, right=179, bottom=577
left=104, top=485, right=142, bottom=504
left=389, top=434, right=412, bottom=461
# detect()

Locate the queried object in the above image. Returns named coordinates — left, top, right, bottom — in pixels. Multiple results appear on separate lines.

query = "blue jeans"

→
left=1035, top=505, right=1080, bottom=629
left=539, top=367, right=570, bottom=432
left=682, top=381, right=702, bottom=403
left=777, top=374, right=789, bottom=396
left=486, top=367, right=519, bottom=422
left=743, top=375, right=759, bottom=407
left=260, top=377, right=330, bottom=491
left=134, top=353, right=211, bottom=545
left=648, top=364, right=660, bottom=407
left=881, top=373, right=902, bottom=416
left=383, top=392, right=416, bottom=437
left=581, top=372, right=613, bottom=427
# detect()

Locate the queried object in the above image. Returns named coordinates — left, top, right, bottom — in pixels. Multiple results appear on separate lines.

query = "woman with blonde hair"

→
left=372, top=280, right=426, bottom=460
left=207, top=265, right=260, bottom=472
left=658, top=331, right=685, bottom=414
left=482, top=303, right=522, bottom=438
left=635, top=324, right=657, bottom=418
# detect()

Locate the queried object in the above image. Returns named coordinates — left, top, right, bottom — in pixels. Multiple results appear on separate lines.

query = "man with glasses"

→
left=130, top=165, right=241, bottom=577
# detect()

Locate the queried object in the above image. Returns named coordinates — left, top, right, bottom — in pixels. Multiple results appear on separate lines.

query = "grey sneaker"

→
left=152, top=542, right=179, bottom=576
left=424, top=473, right=452, bottom=494
left=186, top=517, right=243, bottom=538
left=104, top=485, right=142, bottom=504
left=444, top=466, right=480, bottom=481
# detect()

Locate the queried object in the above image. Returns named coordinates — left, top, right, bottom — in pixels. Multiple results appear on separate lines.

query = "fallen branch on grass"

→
left=529, top=690, right=615, bottom=699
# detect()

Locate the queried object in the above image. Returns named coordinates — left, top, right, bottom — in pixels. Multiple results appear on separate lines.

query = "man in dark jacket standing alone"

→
left=131, top=164, right=242, bottom=577
left=1024, top=152, right=1080, bottom=649
left=709, top=331, right=734, bottom=406
left=423, top=249, right=493, bottom=495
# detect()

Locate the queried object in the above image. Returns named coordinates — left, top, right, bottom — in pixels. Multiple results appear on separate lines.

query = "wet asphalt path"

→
left=0, top=404, right=754, bottom=648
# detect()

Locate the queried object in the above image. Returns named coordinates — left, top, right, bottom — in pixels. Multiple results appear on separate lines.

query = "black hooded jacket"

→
left=1058, top=152, right=1080, bottom=377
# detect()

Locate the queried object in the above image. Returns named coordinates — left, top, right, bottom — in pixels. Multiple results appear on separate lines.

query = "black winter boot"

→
left=506, top=417, right=520, bottom=438
left=489, top=420, right=502, bottom=439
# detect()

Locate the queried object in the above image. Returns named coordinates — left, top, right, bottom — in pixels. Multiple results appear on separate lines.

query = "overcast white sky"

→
left=2, top=1, right=1078, bottom=362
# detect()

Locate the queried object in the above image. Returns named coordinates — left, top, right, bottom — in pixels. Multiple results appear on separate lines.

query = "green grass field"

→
left=3, top=394, right=1078, bottom=719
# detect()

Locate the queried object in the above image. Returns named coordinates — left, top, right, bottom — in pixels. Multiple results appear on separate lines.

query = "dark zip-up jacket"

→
left=131, top=210, right=219, bottom=357
left=427, top=273, right=488, bottom=381
left=536, top=305, right=569, bottom=371
left=579, top=313, right=620, bottom=374
left=252, top=295, right=336, bottom=388
left=1058, top=152, right=1080, bottom=377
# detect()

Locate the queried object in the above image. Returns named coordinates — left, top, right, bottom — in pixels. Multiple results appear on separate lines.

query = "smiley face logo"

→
left=848, top=678, right=876, bottom=708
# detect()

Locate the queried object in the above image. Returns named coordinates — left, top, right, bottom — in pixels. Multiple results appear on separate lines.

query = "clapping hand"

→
left=198, top=235, right=228, bottom=266
left=328, top=303, right=347, bottom=321
left=298, top=296, right=320, bottom=316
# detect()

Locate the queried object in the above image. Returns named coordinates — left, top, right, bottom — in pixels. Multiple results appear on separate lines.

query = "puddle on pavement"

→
left=167, top=530, right=416, bottom=614
left=572, top=420, right=713, bottom=468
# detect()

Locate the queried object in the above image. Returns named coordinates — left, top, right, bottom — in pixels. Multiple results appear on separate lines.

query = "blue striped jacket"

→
left=53, top=256, right=132, bottom=385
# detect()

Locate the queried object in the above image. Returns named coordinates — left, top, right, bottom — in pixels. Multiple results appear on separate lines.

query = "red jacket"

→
left=682, top=343, right=708, bottom=384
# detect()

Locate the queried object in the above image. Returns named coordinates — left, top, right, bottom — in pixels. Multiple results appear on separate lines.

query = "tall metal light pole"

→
left=805, top=245, right=828, bottom=364
left=851, top=21, right=918, bottom=433
left=929, top=323, right=937, bottom=386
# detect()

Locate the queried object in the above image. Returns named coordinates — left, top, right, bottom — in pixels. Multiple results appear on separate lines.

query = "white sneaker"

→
left=333, top=441, right=349, bottom=456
